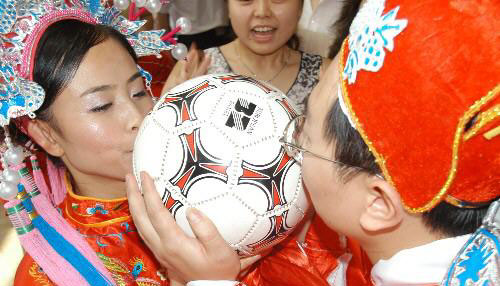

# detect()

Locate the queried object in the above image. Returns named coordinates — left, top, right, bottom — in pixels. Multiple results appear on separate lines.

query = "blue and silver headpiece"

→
left=0, top=0, right=173, bottom=126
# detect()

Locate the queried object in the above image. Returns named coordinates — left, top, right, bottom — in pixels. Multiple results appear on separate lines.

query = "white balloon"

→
left=176, top=17, right=192, bottom=34
left=171, top=43, right=188, bottom=60
left=135, top=0, right=147, bottom=7
left=3, top=169, right=20, bottom=185
left=114, top=0, right=130, bottom=11
left=5, top=146, right=25, bottom=166
left=145, top=0, right=161, bottom=13
left=0, top=181, right=18, bottom=200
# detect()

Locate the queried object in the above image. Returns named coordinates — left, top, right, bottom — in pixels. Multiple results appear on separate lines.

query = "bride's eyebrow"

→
left=80, top=72, right=141, bottom=97
left=80, top=84, right=115, bottom=97
left=127, top=72, right=142, bottom=84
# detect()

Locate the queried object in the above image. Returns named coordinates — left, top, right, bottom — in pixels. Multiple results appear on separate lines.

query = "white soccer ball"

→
left=133, top=74, right=309, bottom=256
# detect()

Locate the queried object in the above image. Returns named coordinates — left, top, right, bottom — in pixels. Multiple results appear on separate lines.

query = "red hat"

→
left=338, top=0, right=499, bottom=212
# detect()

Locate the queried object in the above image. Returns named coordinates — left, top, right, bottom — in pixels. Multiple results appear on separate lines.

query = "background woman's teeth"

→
left=254, top=27, right=273, bottom=32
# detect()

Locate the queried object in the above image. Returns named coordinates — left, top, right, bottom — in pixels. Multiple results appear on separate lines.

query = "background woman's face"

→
left=48, top=38, right=153, bottom=181
left=228, top=0, right=302, bottom=54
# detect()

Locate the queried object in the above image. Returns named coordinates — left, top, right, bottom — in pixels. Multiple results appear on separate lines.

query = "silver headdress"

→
left=0, top=0, right=174, bottom=127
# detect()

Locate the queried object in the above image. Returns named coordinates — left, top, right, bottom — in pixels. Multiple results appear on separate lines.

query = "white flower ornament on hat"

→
left=343, top=0, right=408, bottom=84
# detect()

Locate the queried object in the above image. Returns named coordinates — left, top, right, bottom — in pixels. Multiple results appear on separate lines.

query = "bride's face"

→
left=41, top=38, right=153, bottom=181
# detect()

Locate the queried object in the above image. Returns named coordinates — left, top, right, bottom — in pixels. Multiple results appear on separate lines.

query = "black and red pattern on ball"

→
left=276, top=98, right=299, bottom=120
left=163, top=127, right=231, bottom=215
left=238, top=150, right=297, bottom=249
left=247, top=227, right=291, bottom=254
left=160, top=80, right=216, bottom=126
left=215, top=75, right=273, bottom=94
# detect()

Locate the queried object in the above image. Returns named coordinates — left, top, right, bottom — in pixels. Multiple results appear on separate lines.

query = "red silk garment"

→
left=242, top=215, right=373, bottom=286
left=14, top=201, right=373, bottom=286
left=13, top=172, right=372, bottom=285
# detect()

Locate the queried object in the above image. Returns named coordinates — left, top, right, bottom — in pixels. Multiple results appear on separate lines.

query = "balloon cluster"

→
left=170, top=17, right=191, bottom=60
left=113, top=0, right=192, bottom=60
left=114, top=0, right=162, bottom=13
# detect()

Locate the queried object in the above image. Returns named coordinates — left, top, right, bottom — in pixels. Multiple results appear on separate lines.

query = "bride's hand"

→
left=126, top=172, right=240, bottom=282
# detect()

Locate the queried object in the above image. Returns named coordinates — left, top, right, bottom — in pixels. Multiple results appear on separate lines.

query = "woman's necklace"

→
left=235, top=43, right=289, bottom=83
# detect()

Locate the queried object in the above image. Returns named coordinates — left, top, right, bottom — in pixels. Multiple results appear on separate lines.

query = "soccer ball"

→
left=133, top=74, right=309, bottom=256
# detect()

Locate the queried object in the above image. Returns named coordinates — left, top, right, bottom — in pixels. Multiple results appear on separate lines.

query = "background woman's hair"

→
left=324, top=98, right=489, bottom=237
left=2, top=20, right=138, bottom=164
left=328, top=0, right=362, bottom=59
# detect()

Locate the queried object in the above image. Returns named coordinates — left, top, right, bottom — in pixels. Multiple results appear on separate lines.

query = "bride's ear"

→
left=27, top=120, right=64, bottom=157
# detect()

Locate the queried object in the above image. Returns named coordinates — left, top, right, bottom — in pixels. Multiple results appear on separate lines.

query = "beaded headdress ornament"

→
left=0, top=0, right=175, bottom=125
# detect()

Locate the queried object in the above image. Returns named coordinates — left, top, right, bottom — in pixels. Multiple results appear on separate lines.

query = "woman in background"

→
left=164, top=0, right=330, bottom=112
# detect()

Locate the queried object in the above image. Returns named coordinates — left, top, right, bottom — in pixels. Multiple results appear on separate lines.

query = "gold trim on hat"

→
left=337, top=41, right=397, bottom=205
left=484, top=126, right=500, bottom=140
left=445, top=194, right=498, bottom=209
left=338, top=40, right=499, bottom=213
left=463, top=103, right=499, bottom=141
